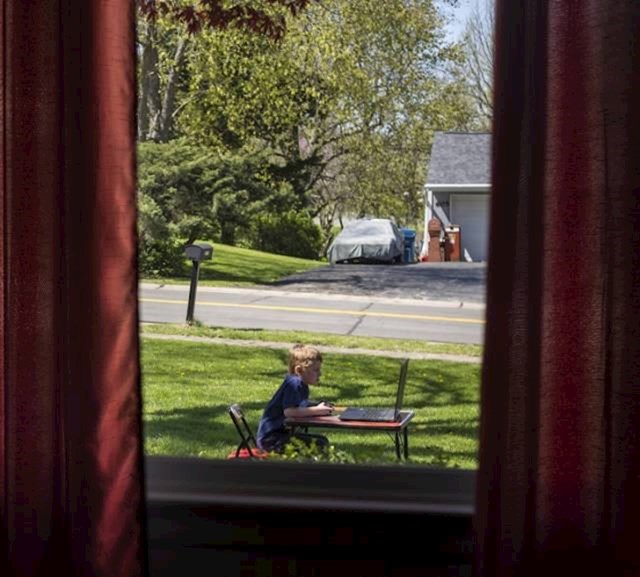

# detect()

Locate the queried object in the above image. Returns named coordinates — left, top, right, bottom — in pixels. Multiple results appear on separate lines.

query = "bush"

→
left=249, top=210, right=323, bottom=259
left=138, top=141, right=224, bottom=275
left=137, top=140, right=325, bottom=271
left=270, top=437, right=356, bottom=464
left=137, top=193, right=185, bottom=276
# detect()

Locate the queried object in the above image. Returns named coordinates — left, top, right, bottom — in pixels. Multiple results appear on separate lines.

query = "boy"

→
left=257, top=344, right=334, bottom=453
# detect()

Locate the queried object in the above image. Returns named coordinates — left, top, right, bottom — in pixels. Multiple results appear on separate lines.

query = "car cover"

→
left=327, top=218, right=404, bottom=264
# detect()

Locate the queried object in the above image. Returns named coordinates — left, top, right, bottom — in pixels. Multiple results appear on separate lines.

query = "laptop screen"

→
left=393, top=359, right=410, bottom=417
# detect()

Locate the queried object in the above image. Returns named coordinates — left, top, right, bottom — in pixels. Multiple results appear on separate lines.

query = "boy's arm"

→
left=284, top=402, right=333, bottom=418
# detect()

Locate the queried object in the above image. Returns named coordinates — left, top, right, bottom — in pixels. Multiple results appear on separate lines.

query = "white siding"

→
left=450, top=194, right=490, bottom=262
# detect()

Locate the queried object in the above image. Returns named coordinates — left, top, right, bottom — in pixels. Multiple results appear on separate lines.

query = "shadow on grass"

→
left=322, top=357, right=480, bottom=410
left=322, top=435, right=477, bottom=468
left=142, top=345, right=481, bottom=466
left=144, top=401, right=267, bottom=452
left=411, top=417, right=479, bottom=441
left=409, top=364, right=480, bottom=407
left=403, top=445, right=478, bottom=468
left=143, top=402, right=479, bottom=468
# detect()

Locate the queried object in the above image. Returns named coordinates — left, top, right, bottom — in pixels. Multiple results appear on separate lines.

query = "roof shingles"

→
left=427, top=132, right=491, bottom=185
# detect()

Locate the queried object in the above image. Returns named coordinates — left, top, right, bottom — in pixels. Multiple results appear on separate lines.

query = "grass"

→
left=140, top=244, right=481, bottom=467
left=143, top=243, right=325, bottom=287
left=141, top=336, right=480, bottom=469
left=141, top=322, right=483, bottom=358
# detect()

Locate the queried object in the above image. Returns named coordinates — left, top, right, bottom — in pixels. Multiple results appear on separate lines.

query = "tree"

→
left=178, top=0, right=475, bottom=235
left=137, top=15, right=191, bottom=141
left=136, top=0, right=311, bottom=142
left=460, top=0, right=494, bottom=129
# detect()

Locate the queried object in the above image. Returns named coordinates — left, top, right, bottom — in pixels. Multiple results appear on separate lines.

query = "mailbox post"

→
left=183, top=242, right=213, bottom=323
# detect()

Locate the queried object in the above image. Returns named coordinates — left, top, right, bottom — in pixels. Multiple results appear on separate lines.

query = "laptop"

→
left=338, top=358, right=409, bottom=422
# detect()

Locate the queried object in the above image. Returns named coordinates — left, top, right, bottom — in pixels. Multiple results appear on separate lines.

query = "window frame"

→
left=146, top=455, right=475, bottom=516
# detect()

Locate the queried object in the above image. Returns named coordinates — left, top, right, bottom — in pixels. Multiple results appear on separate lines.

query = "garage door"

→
left=450, top=194, right=490, bottom=262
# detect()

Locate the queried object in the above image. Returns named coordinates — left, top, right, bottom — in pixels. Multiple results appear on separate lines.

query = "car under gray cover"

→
left=327, top=218, right=404, bottom=264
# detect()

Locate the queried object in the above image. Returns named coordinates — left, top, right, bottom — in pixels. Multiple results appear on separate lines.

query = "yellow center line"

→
left=140, top=297, right=485, bottom=325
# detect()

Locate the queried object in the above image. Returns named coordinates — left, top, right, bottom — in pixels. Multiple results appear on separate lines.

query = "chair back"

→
left=228, top=404, right=261, bottom=458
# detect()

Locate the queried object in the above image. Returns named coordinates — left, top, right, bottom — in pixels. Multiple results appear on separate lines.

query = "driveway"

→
left=268, top=262, right=487, bottom=304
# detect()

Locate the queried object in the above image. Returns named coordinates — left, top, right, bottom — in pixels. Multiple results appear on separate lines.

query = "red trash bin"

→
left=444, top=225, right=461, bottom=262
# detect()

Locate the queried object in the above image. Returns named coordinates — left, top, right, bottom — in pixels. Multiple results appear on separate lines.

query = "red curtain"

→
left=475, top=0, right=640, bottom=574
left=0, top=2, right=146, bottom=576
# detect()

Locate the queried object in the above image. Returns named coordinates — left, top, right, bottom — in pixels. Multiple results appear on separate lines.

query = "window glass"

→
left=137, top=0, right=492, bottom=477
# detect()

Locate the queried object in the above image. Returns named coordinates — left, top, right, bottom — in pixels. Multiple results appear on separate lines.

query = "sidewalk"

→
left=141, top=331, right=482, bottom=364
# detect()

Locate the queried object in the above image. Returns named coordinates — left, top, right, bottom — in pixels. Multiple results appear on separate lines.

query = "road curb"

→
left=140, top=282, right=486, bottom=311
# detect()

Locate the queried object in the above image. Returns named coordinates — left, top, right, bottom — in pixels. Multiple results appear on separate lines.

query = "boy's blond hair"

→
left=288, top=344, right=323, bottom=374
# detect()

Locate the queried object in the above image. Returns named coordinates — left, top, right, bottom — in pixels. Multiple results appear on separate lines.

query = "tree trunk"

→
left=148, top=36, right=189, bottom=142
left=221, top=222, right=236, bottom=246
left=137, top=18, right=161, bottom=141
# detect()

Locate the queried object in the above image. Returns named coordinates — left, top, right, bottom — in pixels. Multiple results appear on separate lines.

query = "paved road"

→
left=140, top=264, right=487, bottom=344
left=267, top=262, right=487, bottom=303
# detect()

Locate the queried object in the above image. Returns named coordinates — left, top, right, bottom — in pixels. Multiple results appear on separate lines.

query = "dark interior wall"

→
left=145, top=457, right=475, bottom=577
left=147, top=502, right=473, bottom=577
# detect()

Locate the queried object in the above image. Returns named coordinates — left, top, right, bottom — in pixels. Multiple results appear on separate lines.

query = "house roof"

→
left=426, top=132, right=491, bottom=186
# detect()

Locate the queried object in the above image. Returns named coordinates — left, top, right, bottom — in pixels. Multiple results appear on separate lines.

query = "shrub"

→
left=138, top=140, right=325, bottom=270
left=137, top=141, right=224, bottom=275
left=137, top=192, right=185, bottom=276
left=249, top=210, right=323, bottom=259
left=270, top=437, right=356, bottom=464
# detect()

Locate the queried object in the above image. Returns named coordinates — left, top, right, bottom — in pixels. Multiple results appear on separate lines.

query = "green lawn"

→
left=141, top=337, right=480, bottom=469
left=143, top=243, right=325, bottom=287
left=141, top=322, right=483, bottom=358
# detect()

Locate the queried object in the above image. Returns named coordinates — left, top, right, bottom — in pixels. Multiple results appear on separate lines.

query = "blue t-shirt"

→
left=257, top=373, right=309, bottom=448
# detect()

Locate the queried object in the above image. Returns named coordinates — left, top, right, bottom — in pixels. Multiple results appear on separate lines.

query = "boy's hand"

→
left=317, top=401, right=334, bottom=415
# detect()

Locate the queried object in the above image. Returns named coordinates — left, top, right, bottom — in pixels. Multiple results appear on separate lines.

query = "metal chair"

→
left=227, top=404, right=269, bottom=459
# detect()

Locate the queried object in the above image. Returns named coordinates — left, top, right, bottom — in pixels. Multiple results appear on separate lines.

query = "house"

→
left=423, top=131, right=491, bottom=262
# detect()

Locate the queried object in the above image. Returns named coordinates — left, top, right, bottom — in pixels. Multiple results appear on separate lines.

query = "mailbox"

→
left=183, top=242, right=213, bottom=323
left=184, top=242, right=213, bottom=262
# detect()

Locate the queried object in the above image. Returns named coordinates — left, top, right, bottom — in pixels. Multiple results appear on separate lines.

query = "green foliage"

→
left=138, top=140, right=324, bottom=273
left=270, top=437, right=357, bottom=464
left=173, top=0, right=477, bottom=232
left=137, top=140, right=220, bottom=274
left=248, top=210, right=323, bottom=259
left=142, top=242, right=324, bottom=285
left=207, top=152, right=278, bottom=246
left=136, top=0, right=312, bottom=142
left=136, top=0, right=482, bottom=250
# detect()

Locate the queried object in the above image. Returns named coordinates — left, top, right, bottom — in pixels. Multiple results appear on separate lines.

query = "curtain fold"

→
left=475, top=0, right=640, bottom=574
left=1, top=2, right=146, bottom=576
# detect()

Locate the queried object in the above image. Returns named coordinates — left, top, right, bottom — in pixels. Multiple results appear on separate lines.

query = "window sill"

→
left=146, top=455, right=475, bottom=516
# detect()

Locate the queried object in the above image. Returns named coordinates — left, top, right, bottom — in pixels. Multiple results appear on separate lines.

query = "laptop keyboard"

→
left=341, top=408, right=396, bottom=421
left=361, top=408, right=394, bottom=421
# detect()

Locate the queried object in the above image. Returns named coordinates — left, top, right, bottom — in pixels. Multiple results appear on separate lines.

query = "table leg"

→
left=403, top=427, right=409, bottom=459
left=395, top=431, right=401, bottom=459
